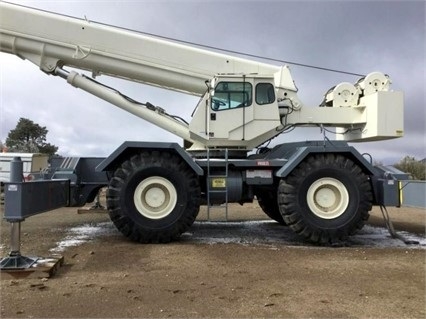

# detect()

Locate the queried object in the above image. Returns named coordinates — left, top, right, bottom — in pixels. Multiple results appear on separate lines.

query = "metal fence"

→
left=401, top=180, right=426, bottom=209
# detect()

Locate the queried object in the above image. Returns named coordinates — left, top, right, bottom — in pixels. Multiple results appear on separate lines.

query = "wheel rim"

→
left=133, top=176, right=177, bottom=219
left=306, top=177, right=349, bottom=219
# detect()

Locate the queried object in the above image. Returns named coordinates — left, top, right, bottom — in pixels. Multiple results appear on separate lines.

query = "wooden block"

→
left=0, top=255, right=64, bottom=279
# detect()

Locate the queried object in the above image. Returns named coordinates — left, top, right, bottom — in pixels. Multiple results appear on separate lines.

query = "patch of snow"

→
left=181, top=221, right=426, bottom=249
left=50, top=220, right=425, bottom=252
left=50, top=222, right=115, bottom=253
left=349, top=225, right=426, bottom=248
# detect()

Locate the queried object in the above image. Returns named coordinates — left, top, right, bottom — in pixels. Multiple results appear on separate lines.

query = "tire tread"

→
left=106, top=151, right=200, bottom=243
left=278, top=154, right=373, bottom=244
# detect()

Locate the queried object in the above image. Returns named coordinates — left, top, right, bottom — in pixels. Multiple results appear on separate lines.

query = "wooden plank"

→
left=77, top=208, right=106, bottom=214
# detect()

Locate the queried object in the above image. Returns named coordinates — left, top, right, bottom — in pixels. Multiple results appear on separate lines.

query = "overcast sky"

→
left=0, top=0, right=424, bottom=164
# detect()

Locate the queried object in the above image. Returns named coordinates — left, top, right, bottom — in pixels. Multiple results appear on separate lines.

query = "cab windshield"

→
left=211, top=82, right=252, bottom=111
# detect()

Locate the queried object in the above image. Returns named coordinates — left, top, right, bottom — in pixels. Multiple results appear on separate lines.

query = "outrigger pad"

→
left=0, top=254, right=38, bottom=270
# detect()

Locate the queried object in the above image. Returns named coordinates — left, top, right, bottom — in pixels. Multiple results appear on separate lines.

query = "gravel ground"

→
left=0, top=202, right=425, bottom=318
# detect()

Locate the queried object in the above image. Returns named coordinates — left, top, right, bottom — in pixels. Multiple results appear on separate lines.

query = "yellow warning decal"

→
left=211, top=178, right=226, bottom=188
left=399, top=181, right=403, bottom=206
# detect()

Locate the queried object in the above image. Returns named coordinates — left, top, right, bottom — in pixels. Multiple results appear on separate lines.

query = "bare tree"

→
left=394, top=156, right=426, bottom=180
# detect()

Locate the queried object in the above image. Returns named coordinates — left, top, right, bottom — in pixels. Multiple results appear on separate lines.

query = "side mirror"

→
left=209, top=78, right=217, bottom=92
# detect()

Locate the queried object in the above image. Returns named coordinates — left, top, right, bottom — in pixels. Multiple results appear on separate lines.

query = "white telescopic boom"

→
left=0, top=2, right=282, bottom=96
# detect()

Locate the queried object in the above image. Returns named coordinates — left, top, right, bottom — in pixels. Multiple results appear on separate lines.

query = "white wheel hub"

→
left=307, top=177, right=349, bottom=219
left=133, top=176, right=177, bottom=219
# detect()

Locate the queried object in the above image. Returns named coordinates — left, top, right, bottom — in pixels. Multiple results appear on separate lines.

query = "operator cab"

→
left=189, top=75, right=281, bottom=150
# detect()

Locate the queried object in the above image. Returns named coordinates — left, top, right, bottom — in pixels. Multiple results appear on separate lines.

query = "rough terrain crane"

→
left=0, top=2, right=404, bottom=245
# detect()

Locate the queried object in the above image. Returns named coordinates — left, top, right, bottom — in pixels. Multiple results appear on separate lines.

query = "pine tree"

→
left=5, top=118, right=58, bottom=156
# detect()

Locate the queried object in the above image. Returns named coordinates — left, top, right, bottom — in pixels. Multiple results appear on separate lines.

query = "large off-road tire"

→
left=255, top=189, right=286, bottom=225
left=107, top=151, right=200, bottom=243
left=278, top=154, right=372, bottom=244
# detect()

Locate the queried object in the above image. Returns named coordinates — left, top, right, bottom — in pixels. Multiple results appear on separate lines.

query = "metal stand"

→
left=0, top=222, right=38, bottom=269
left=90, top=190, right=105, bottom=210
left=0, top=157, right=38, bottom=270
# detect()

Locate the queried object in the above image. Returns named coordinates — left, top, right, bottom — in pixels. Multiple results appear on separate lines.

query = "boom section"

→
left=0, top=2, right=287, bottom=96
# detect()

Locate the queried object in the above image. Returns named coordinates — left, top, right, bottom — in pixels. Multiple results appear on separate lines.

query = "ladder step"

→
left=208, top=204, right=228, bottom=208
left=206, top=148, right=229, bottom=222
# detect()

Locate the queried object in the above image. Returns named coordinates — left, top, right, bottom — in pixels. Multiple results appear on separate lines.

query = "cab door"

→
left=209, top=80, right=254, bottom=140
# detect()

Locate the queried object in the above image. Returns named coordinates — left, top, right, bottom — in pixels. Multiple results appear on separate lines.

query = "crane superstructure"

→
left=0, top=2, right=405, bottom=245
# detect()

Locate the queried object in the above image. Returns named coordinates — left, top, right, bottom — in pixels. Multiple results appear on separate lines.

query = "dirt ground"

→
left=0, top=201, right=425, bottom=319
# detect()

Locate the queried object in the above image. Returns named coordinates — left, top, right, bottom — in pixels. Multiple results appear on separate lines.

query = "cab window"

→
left=212, top=82, right=252, bottom=111
left=255, top=83, right=275, bottom=105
